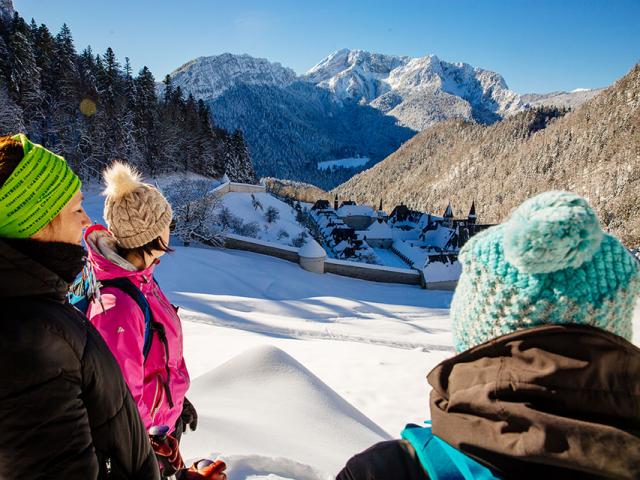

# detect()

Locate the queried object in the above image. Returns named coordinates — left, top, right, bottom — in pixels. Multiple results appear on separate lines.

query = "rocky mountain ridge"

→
left=167, top=49, right=609, bottom=189
left=169, top=53, right=296, bottom=101
left=171, top=49, right=525, bottom=131
left=304, top=48, right=523, bottom=129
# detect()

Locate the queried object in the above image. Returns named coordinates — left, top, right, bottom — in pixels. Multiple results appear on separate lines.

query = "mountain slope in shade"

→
left=166, top=50, right=527, bottom=187
left=334, top=64, right=640, bottom=246
left=209, top=81, right=415, bottom=187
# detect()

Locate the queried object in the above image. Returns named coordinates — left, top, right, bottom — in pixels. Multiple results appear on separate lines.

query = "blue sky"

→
left=13, top=0, right=640, bottom=93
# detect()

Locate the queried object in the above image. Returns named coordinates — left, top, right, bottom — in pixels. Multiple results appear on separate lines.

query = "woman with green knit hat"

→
left=338, top=190, right=640, bottom=480
left=0, top=134, right=160, bottom=479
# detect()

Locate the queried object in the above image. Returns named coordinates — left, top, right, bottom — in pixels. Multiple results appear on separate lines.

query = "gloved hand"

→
left=181, top=397, right=198, bottom=433
left=149, top=429, right=184, bottom=477
left=180, top=459, right=227, bottom=480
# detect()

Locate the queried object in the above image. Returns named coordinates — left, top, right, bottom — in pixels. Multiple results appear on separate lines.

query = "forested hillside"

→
left=210, top=81, right=414, bottom=188
left=0, top=8, right=255, bottom=183
left=335, top=64, right=640, bottom=246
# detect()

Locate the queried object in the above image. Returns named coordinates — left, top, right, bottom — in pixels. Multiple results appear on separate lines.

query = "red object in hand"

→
left=183, top=459, right=227, bottom=480
left=149, top=431, right=185, bottom=475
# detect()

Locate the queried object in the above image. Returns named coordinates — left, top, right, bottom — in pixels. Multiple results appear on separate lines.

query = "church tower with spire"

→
left=468, top=200, right=476, bottom=224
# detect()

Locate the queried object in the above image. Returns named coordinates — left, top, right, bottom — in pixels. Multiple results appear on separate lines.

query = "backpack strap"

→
left=401, top=423, right=500, bottom=480
left=100, top=277, right=155, bottom=360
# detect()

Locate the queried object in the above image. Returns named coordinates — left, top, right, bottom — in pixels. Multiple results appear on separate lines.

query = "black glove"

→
left=181, top=397, right=198, bottom=432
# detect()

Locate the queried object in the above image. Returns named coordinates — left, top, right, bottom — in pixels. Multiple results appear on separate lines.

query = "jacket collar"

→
left=0, top=237, right=85, bottom=301
left=84, top=224, right=156, bottom=283
left=429, top=324, right=640, bottom=478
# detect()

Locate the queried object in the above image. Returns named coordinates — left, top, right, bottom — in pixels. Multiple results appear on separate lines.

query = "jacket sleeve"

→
left=82, top=316, right=160, bottom=480
left=336, top=440, right=429, bottom=480
left=0, top=310, right=99, bottom=478
left=88, top=288, right=153, bottom=429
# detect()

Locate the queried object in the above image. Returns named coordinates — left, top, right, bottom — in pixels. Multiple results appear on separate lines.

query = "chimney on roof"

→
left=334, top=194, right=338, bottom=211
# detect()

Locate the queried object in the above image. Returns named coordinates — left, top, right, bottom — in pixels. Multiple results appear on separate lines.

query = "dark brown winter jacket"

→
left=0, top=238, right=160, bottom=480
left=337, top=324, right=640, bottom=479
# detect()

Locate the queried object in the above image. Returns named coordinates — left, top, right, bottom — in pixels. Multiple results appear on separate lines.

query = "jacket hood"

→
left=0, top=238, right=85, bottom=301
left=84, top=224, right=156, bottom=281
left=428, top=324, right=640, bottom=479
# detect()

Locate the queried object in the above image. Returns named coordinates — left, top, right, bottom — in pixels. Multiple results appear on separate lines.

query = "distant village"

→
left=309, top=196, right=493, bottom=282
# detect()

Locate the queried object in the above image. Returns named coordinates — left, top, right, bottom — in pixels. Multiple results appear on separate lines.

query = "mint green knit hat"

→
left=451, top=191, right=640, bottom=352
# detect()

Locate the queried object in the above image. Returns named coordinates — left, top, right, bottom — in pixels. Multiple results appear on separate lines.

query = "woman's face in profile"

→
left=31, top=190, right=91, bottom=245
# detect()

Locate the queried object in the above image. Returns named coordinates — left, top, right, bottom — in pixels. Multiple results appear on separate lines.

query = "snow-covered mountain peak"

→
left=169, top=52, right=296, bottom=101
left=302, top=49, right=523, bottom=125
left=386, top=55, right=445, bottom=91
left=305, top=49, right=411, bottom=102
left=306, top=49, right=409, bottom=80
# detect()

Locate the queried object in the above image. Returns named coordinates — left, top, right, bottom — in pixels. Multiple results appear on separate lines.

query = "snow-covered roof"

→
left=416, top=213, right=444, bottom=229
left=336, top=204, right=375, bottom=218
left=334, top=240, right=351, bottom=252
left=364, top=220, right=393, bottom=239
left=422, top=225, right=455, bottom=249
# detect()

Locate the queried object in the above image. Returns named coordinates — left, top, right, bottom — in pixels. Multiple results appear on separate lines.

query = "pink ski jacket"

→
left=84, top=224, right=190, bottom=433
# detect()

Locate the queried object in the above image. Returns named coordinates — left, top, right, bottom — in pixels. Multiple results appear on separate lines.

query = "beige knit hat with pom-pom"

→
left=102, top=162, right=173, bottom=249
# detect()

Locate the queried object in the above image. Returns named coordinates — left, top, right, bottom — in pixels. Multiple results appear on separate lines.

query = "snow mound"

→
left=221, top=454, right=332, bottom=480
left=180, top=345, right=391, bottom=477
left=299, top=239, right=326, bottom=258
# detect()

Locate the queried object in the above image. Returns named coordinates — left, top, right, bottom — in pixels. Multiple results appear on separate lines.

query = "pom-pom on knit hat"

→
left=102, top=162, right=172, bottom=249
left=451, top=191, right=640, bottom=352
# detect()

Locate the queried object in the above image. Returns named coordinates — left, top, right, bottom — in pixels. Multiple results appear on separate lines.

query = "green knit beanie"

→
left=451, top=191, right=640, bottom=352
left=0, top=133, right=81, bottom=238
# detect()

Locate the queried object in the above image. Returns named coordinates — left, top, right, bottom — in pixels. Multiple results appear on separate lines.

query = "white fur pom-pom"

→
left=102, top=161, right=142, bottom=199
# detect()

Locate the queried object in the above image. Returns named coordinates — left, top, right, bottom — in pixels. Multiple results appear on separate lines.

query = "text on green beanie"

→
left=0, top=133, right=81, bottom=238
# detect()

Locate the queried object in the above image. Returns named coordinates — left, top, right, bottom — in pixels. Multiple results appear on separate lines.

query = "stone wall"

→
left=223, top=233, right=422, bottom=286
left=325, top=258, right=421, bottom=285
left=211, top=181, right=266, bottom=198
left=224, top=234, right=299, bottom=263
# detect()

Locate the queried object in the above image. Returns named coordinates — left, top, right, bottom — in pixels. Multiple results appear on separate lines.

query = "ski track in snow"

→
left=178, top=307, right=452, bottom=352
left=223, top=454, right=333, bottom=480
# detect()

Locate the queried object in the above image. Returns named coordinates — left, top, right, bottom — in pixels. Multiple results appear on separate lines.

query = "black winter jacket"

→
left=0, top=238, right=160, bottom=480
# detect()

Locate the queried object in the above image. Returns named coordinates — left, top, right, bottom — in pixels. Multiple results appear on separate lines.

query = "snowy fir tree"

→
left=0, top=10, right=256, bottom=182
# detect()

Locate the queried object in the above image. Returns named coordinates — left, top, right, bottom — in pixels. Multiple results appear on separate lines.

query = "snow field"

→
left=81, top=185, right=640, bottom=479
left=216, top=191, right=307, bottom=246
left=317, top=157, right=370, bottom=171
left=156, top=244, right=453, bottom=476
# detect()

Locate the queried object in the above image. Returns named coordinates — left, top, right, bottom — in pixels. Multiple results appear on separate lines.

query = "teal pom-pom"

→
left=503, top=191, right=604, bottom=274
